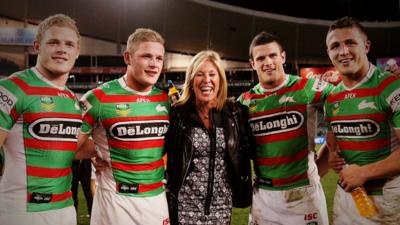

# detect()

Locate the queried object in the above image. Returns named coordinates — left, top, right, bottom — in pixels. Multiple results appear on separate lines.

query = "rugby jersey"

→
left=325, top=65, right=400, bottom=194
left=0, top=68, right=81, bottom=212
left=80, top=77, right=169, bottom=197
left=239, top=74, right=333, bottom=190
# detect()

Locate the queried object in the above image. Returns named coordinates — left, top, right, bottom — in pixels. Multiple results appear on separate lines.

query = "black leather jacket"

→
left=165, top=100, right=253, bottom=225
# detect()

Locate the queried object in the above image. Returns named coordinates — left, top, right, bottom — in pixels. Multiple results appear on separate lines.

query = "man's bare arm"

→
left=75, top=132, right=96, bottom=160
left=340, top=129, right=400, bottom=191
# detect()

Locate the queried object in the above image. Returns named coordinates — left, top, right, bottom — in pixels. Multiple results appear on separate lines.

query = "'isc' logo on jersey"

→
left=249, top=111, right=304, bottom=136
left=331, top=119, right=380, bottom=138
left=28, top=118, right=82, bottom=141
left=109, top=120, right=169, bottom=141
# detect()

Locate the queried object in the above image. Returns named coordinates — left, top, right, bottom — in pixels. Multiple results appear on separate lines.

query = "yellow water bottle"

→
left=167, top=80, right=180, bottom=104
left=351, top=186, right=379, bottom=218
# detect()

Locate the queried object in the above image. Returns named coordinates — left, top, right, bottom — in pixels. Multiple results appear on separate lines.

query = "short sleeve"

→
left=79, top=89, right=101, bottom=134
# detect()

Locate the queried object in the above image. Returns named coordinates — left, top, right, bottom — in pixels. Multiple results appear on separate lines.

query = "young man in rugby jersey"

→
left=325, top=16, right=400, bottom=225
left=0, top=14, right=81, bottom=225
left=77, top=28, right=170, bottom=225
left=238, top=32, right=333, bottom=225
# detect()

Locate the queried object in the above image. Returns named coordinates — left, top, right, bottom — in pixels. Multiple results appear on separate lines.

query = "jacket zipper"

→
left=180, top=121, right=194, bottom=192
left=204, top=112, right=216, bottom=215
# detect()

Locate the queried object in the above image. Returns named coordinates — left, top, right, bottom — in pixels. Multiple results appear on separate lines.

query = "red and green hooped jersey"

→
left=80, top=77, right=169, bottom=197
left=0, top=68, right=81, bottom=212
left=239, top=75, right=333, bottom=190
left=325, top=66, right=400, bottom=167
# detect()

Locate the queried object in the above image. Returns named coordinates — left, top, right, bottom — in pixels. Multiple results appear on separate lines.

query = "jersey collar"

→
left=31, top=67, right=66, bottom=90
left=342, top=63, right=376, bottom=91
left=118, top=75, right=152, bottom=95
left=258, top=74, right=289, bottom=93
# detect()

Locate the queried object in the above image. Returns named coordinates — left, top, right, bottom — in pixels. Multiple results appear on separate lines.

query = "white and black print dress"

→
left=177, top=127, right=232, bottom=225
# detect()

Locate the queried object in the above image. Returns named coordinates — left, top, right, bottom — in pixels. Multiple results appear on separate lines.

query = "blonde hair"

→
left=36, top=14, right=80, bottom=45
left=126, top=28, right=165, bottom=53
left=177, top=50, right=228, bottom=111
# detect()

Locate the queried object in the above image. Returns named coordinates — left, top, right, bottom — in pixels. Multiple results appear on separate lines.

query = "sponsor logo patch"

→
left=109, top=120, right=169, bottom=141
left=117, top=183, right=138, bottom=193
left=386, top=88, right=400, bottom=112
left=304, top=212, right=318, bottom=221
left=79, top=98, right=92, bottom=117
left=0, top=86, right=17, bottom=114
left=28, top=118, right=82, bottom=141
left=332, top=101, right=340, bottom=115
left=249, top=111, right=304, bottom=136
left=312, top=79, right=327, bottom=92
left=358, top=100, right=377, bottom=110
left=40, top=96, right=55, bottom=111
left=156, top=104, right=168, bottom=113
left=306, top=222, right=318, bottom=225
left=115, top=103, right=131, bottom=116
left=278, top=95, right=296, bottom=104
left=29, top=193, right=52, bottom=203
left=331, top=119, right=380, bottom=138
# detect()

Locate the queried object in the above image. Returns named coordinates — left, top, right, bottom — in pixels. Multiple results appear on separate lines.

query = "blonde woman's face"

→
left=193, top=60, right=220, bottom=105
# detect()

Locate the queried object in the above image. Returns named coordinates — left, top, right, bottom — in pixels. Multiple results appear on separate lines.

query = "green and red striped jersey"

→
left=239, top=74, right=333, bottom=190
left=0, top=68, right=81, bottom=212
left=325, top=66, right=400, bottom=166
left=80, top=77, right=169, bottom=197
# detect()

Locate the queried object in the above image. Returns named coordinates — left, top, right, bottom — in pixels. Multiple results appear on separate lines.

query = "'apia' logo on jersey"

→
left=40, top=96, right=55, bottom=111
left=109, top=120, right=169, bottom=141
left=28, top=118, right=82, bottom=141
left=331, top=119, right=380, bottom=138
left=136, top=97, right=150, bottom=102
left=115, top=103, right=131, bottom=116
left=249, top=111, right=304, bottom=136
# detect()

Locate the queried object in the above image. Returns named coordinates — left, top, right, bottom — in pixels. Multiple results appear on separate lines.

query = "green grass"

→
left=76, top=185, right=91, bottom=225
left=321, top=170, right=339, bottom=224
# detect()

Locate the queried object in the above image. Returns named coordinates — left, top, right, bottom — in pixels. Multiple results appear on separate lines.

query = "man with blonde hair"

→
left=77, top=28, right=170, bottom=225
left=0, top=14, right=81, bottom=225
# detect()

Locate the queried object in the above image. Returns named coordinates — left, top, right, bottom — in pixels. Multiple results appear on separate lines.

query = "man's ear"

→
left=365, top=40, right=371, bottom=54
left=281, top=51, right=286, bottom=64
left=123, top=51, right=131, bottom=65
left=250, top=59, right=256, bottom=70
left=33, top=41, right=40, bottom=53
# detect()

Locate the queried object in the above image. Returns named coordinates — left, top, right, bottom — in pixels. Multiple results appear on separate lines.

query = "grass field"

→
left=76, top=171, right=338, bottom=225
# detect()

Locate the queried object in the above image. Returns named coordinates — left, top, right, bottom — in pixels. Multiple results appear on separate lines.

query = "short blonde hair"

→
left=177, top=50, right=228, bottom=111
left=126, top=28, right=165, bottom=53
left=36, top=14, right=80, bottom=45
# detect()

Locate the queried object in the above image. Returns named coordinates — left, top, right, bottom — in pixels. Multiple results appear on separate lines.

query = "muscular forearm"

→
left=362, top=149, right=400, bottom=180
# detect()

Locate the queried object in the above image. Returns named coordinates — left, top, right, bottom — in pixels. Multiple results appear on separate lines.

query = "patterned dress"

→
left=177, top=127, right=232, bottom=225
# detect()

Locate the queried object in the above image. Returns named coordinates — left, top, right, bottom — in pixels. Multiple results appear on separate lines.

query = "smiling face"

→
left=34, top=26, right=80, bottom=80
left=326, top=27, right=370, bottom=81
left=250, top=42, right=286, bottom=89
left=124, top=41, right=165, bottom=92
left=193, top=60, right=220, bottom=106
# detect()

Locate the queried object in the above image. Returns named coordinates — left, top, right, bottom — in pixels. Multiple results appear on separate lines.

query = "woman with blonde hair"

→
left=165, top=50, right=253, bottom=224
